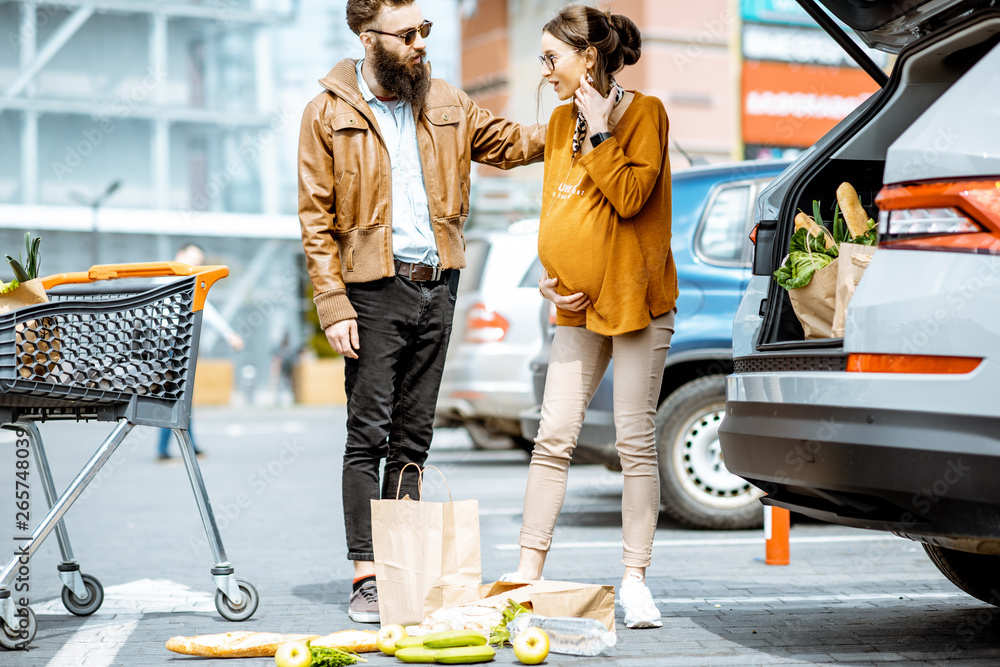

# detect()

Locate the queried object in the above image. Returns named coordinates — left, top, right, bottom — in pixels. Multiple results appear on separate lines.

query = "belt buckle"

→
left=429, top=265, right=442, bottom=281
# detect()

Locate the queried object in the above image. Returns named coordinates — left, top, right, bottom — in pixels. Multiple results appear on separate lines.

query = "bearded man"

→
left=298, top=0, right=545, bottom=623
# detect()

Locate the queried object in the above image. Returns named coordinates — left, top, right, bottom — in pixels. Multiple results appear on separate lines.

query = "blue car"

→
left=520, top=159, right=792, bottom=530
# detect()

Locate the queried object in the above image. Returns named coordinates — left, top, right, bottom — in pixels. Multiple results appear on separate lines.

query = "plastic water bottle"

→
left=507, top=614, right=617, bottom=656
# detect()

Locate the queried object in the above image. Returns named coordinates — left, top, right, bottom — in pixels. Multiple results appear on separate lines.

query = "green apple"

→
left=274, top=640, right=312, bottom=667
left=512, top=626, right=549, bottom=664
left=376, top=623, right=408, bottom=656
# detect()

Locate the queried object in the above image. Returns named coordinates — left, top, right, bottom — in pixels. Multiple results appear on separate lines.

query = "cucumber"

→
left=434, top=645, right=496, bottom=664
left=395, top=646, right=441, bottom=663
left=422, top=630, right=487, bottom=648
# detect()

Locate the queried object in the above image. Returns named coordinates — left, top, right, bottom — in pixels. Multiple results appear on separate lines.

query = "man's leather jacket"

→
left=298, top=59, right=546, bottom=329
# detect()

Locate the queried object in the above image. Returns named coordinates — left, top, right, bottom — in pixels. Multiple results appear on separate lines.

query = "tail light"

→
left=464, top=302, right=509, bottom=343
left=547, top=302, right=557, bottom=325
left=875, top=180, right=1000, bottom=252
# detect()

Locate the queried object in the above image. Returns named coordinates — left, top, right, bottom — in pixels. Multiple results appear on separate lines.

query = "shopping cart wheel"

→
left=61, top=573, right=104, bottom=617
left=0, top=606, right=37, bottom=650
left=215, top=578, right=259, bottom=622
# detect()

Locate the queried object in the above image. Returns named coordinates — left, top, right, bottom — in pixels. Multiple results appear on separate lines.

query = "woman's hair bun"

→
left=609, top=13, right=641, bottom=66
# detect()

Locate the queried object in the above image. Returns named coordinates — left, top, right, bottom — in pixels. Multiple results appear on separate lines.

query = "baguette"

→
left=311, top=629, right=379, bottom=652
left=165, top=631, right=319, bottom=657
left=836, top=182, right=872, bottom=237
left=794, top=211, right=835, bottom=249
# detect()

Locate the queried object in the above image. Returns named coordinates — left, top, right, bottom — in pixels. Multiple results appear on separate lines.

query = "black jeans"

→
left=342, top=271, right=458, bottom=561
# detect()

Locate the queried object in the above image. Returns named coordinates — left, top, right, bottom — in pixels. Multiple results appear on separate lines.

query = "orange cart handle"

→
left=39, top=262, right=229, bottom=312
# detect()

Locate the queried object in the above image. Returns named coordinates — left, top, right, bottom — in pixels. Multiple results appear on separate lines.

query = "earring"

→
left=586, top=72, right=594, bottom=84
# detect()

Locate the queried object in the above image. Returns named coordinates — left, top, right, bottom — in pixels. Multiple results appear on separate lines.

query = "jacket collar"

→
left=319, top=59, right=366, bottom=107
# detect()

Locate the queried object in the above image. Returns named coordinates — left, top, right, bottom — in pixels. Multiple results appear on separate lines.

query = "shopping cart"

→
left=0, top=262, right=259, bottom=650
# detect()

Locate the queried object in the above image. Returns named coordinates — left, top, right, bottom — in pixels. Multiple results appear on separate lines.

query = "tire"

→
left=656, top=375, right=764, bottom=530
left=465, top=421, right=517, bottom=451
left=924, top=544, right=1000, bottom=606
left=215, top=578, right=260, bottom=622
left=61, top=573, right=104, bottom=616
left=0, top=606, right=36, bottom=650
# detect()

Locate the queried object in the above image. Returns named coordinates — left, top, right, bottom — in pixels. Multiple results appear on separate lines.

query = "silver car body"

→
left=722, top=2, right=1000, bottom=564
left=436, top=219, right=543, bottom=446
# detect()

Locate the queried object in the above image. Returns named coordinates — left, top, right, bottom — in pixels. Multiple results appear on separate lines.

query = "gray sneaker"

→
left=348, top=579, right=380, bottom=623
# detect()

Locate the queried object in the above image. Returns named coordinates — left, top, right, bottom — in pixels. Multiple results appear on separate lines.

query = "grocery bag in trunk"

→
left=372, top=464, right=482, bottom=626
left=832, top=243, right=877, bottom=338
left=788, top=260, right=837, bottom=340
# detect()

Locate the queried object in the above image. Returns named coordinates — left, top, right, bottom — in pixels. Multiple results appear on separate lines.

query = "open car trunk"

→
left=753, top=9, right=1000, bottom=351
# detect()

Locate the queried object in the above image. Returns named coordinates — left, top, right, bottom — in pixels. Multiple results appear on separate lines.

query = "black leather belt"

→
left=394, top=260, right=444, bottom=282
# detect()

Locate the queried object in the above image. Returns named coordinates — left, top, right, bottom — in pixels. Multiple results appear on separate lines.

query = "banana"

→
left=434, top=645, right=496, bottom=664
left=422, top=630, right=487, bottom=649
left=395, top=636, right=426, bottom=650
left=394, top=646, right=441, bottom=663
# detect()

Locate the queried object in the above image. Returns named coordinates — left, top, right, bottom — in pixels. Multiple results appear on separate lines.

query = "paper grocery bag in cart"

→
left=0, top=278, right=62, bottom=378
left=372, top=464, right=482, bottom=626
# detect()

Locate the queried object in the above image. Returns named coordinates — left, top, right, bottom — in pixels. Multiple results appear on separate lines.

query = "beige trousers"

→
left=519, top=310, right=675, bottom=568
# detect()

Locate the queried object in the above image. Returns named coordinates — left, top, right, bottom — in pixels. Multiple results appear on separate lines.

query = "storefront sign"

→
left=742, top=60, right=879, bottom=147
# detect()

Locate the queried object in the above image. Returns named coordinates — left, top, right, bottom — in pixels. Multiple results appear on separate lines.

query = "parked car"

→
left=719, top=0, right=1000, bottom=606
left=520, top=159, right=793, bottom=529
left=435, top=219, right=544, bottom=450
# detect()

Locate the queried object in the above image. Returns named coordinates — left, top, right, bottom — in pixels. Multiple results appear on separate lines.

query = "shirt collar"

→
left=355, top=58, right=377, bottom=104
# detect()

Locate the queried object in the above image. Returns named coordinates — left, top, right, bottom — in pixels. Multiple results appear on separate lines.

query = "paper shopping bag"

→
left=832, top=243, right=876, bottom=338
left=372, top=464, right=482, bottom=626
left=788, top=260, right=838, bottom=339
left=0, top=279, right=62, bottom=378
left=427, top=580, right=617, bottom=632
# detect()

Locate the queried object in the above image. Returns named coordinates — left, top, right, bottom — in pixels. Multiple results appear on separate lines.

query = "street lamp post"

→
left=70, top=180, right=121, bottom=267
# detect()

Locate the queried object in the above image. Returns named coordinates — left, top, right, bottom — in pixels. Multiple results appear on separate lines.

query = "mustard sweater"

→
left=537, top=92, right=676, bottom=336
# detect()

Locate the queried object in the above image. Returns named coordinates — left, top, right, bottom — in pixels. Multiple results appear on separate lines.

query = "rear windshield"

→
left=519, top=257, right=545, bottom=288
left=819, top=0, right=926, bottom=31
left=460, top=239, right=490, bottom=294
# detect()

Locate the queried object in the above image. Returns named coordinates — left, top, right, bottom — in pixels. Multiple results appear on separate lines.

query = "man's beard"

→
left=370, top=38, right=431, bottom=112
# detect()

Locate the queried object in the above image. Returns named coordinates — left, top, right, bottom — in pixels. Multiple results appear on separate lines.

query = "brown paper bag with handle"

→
left=372, top=464, right=482, bottom=626
left=832, top=243, right=877, bottom=338
left=788, top=259, right=838, bottom=340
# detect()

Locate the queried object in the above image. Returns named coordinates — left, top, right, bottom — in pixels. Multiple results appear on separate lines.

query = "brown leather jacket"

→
left=298, top=59, right=546, bottom=329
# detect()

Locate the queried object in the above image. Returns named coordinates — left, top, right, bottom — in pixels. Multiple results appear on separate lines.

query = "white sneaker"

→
left=498, top=572, right=543, bottom=583
left=619, top=573, right=662, bottom=629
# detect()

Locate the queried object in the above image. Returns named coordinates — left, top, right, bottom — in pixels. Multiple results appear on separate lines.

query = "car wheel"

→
left=656, top=375, right=764, bottom=530
left=465, top=421, right=517, bottom=450
left=924, top=544, right=1000, bottom=606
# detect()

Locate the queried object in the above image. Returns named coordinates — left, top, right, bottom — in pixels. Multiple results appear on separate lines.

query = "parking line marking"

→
left=46, top=619, right=139, bottom=667
left=494, top=534, right=901, bottom=550
left=652, top=592, right=965, bottom=605
left=480, top=503, right=623, bottom=516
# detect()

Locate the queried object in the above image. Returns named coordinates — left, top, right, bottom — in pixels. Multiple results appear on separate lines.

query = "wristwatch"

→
left=590, top=131, right=612, bottom=147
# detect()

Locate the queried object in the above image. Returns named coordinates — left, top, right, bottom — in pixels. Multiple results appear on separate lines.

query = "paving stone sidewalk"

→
left=0, top=407, right=997, bottom=666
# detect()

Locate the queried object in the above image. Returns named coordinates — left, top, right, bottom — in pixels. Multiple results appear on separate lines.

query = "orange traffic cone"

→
left=765, top=505, right=790, bottom=565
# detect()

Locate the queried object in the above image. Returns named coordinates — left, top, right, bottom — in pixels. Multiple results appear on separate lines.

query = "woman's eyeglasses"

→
left=538, top=49, right=582, bottom=71
left=367, top=20, right=433, bottom=46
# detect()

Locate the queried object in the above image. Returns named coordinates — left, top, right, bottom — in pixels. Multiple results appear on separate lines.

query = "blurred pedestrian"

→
left=157, top=244, right=244, bottom=461
left=503, top=5, right=674, bottom=630
left=297, top=0, right=545, bottom=623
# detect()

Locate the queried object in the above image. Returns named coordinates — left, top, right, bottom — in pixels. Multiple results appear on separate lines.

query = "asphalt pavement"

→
left=1, top=406, right=998, bottom=666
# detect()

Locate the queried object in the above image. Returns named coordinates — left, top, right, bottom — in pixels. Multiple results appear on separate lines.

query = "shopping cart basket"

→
left=0, top=262, right=259, bottom=650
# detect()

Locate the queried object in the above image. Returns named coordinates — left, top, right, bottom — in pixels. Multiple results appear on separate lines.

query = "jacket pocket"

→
left=331, top=111, right=369, bottom=132
left=335, top=169, right=356, bottom=229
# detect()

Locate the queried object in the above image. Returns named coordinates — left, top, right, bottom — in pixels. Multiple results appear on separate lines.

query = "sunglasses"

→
left=538, top=49, right=581, bottom=71
left=367, top=20, right=433, bottom=46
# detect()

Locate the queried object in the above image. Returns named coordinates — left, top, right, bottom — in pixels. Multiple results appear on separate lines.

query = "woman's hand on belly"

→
left=539, top=270, right=591, bottom=312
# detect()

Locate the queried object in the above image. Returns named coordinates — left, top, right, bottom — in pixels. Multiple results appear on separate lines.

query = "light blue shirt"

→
left=356, top=59, right=438, bottom=266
